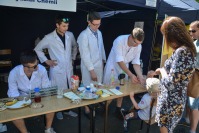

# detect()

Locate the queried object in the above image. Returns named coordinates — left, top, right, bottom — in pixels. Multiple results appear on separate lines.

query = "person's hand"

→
left=90, top=70, right=98, bottom=82
left=155, top=68, right=162, bottom=75
left=138, top=76, right=146, bottom=85
left=45, top=60, right=57, bottom=67
left=130, top=74, right=139, bottom=84
left=147, top=70, right=155, bottom=78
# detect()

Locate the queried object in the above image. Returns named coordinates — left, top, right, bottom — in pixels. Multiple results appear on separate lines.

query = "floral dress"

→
left=155, top=47, right=196, bottom=133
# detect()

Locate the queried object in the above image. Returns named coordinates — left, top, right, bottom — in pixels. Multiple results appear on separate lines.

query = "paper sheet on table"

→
left=64, top=92, right=81, bottom=100
left=101, top=93, right=110, bottom=98
left=109, top=89, right=123, bottom=95
left=101, top=89, right=114, bottom=95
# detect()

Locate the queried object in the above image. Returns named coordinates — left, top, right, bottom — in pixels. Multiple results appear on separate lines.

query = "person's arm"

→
left=118, top=62, right=139, bottom=83
left=7, top=70, right=20, bottom=97
left=133, top=64, right=145, bottom=85
left=158, top=48, right=194, bottom=91
left=71, top=33, right=78, bottom=61
left=40, top=65, right=51, bottom=88
left=77, top=32, right=97, bottom=81
left=131, top=45, right=145, bottom=85
left=130, top=91, right=140, bottom=109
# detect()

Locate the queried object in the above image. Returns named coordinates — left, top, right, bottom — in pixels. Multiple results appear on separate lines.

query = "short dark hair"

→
left=56, top=15, right=70, bottom=25
left=88, top=12, right=101, bottom=22
left=20, top=50, right=37, bottom=65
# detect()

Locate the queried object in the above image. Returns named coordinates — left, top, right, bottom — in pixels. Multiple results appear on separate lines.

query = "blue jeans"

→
left=188, top=97, right=199, bottom=110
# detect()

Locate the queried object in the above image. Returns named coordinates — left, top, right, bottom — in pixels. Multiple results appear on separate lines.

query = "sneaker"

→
left=56, top=112, right=63, bottom=120
left=64, top=110, right=78, bottom=117
left=45, top=128, right=56, bottom=133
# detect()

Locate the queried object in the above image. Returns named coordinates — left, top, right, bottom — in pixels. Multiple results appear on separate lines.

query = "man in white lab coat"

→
left=77, top=12, right=106, bottom=116
left=34, top=16, right=78, bottom=120
left=7, top=50, right=56, bottom=133
left=103, top=28, right=145, bottom=118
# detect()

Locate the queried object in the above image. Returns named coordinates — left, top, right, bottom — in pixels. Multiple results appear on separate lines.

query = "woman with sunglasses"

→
left=7, top=50, right=56, bottom=133
left=188, top=20, right=199, bottom=133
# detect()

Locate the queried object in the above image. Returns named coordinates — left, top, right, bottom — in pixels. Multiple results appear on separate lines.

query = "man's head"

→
left=20, top=50, right=38, bottom=75
left=55, top=15, right=70, bottom=35
left=129, top=28, right=145, bottom=47
left=87, top=12, right=101, bottom=32
left=189, top=21, right=199, bottom=40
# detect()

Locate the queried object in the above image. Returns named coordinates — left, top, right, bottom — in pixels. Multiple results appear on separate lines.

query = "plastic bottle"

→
left=34, top=88, right=41, bottom=103
left=85, top=86, right=92, bottom=98
left=110, top=69, right=115, bottom=88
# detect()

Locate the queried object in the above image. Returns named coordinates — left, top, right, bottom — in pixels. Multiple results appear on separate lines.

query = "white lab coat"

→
left=34, top=30, right=78, bottom=89
left=103, top=35, right=141, bottom=85
left=7, top=64, right=50, bottom=97
left=77, top=27, right=106, bottom=86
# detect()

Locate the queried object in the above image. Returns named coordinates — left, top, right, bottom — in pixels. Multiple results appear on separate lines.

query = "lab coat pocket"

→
left=52, top=65, right=63, bottom=73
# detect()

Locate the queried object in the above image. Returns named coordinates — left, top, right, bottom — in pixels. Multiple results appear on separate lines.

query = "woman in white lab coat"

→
left=34, top=18, right=77, bottom=89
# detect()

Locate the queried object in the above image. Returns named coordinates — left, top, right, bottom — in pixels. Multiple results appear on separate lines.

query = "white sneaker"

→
left=45, top=128, right=56, bottom=133
left=64, top=110, right=78, bottom=117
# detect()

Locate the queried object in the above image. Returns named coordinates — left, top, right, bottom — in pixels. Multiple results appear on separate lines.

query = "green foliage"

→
left=196, top=0, right=199, bottom=3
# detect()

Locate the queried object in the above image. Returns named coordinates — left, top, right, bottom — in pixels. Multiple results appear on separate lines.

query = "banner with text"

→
left=0, top=0, right=76, bottom=12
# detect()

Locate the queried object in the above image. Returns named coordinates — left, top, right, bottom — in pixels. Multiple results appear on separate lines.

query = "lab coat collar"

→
left=86, top=27, right=99, bottom=36
left=19, top=64, right=39, bottom=80
left=53, top=30, right=69, bottom=44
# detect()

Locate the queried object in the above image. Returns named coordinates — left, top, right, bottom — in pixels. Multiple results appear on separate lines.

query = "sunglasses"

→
left=189, top=30, right=197, bottom=33
left=23, top=62, right=38, bottom=69
left=62, top=18, right=70, bottom=23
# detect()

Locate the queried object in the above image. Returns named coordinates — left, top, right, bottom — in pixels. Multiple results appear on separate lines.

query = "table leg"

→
left=104, top=101, right=109, bottom=133
left=78, top=107, right=81, bottom=133
left=92, top=106, right=96, bottom=133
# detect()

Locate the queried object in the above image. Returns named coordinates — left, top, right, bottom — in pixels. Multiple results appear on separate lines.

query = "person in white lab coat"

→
left=7, top=50, right=56, bottom=133
left=103, top=28, right=145, bottom=119
left=34, top=16, right=78, bottom=120
left=77, top=12, right=106, bottom=117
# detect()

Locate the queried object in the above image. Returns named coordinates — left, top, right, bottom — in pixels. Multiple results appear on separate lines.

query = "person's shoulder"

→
left=114, top=35, right=128, bottom=42
left=9, top=65, right=21, bottom=75
left=37, top=64, right=47, bottom=72
left=142, top=93, right=151, bottom=99
left=65, top=31, right=74, bottom=36
left=175, top=46, right=189, bottom=55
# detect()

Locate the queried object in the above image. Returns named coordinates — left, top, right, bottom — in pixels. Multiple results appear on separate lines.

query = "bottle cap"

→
left=34, top=88, right=40, bottom=92
left=86, top=86, right=90, bottom=90
left=116, top=86, right=120, bottom=90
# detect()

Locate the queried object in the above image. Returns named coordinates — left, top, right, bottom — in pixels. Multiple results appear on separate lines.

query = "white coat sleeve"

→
left=71, top=33, right=78, bottom=60
left=100, top=34, right=106, bottom=62
left=131, top=45, right=142, bottom=65
left=34, top=36, right=49, bottom=63
left=40, top=67, right=51, bottom=88
left=114, top=39, right=124, bottom=62
left=78, top=33, right=94, bottom=71
left=7, top=70, right=20, bottom=97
